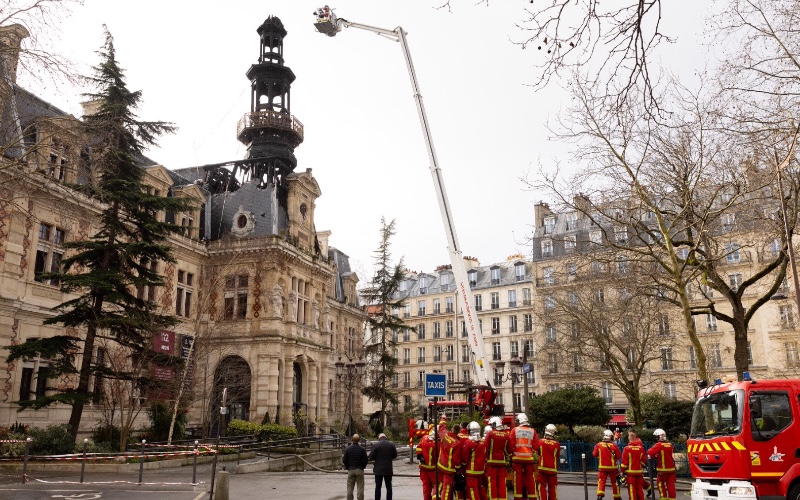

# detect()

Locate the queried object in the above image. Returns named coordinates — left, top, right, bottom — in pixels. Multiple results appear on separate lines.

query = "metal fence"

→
left=558, top=441, right=690, bottom=478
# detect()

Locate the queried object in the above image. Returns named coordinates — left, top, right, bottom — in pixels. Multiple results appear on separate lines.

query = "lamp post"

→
left=336, top=356, right=366, bottom=437
left=496, top=356, right=523, bottom=413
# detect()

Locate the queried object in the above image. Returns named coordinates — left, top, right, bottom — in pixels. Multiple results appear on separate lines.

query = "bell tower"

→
left=235, top=16, right=304, bottom=202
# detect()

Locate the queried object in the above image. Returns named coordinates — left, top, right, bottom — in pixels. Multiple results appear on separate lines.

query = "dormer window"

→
left=544, top=216, right=555, bottom=234
left=490, top=267, right=501, bottom=285
left=440, top=272, right=451, bottom=291
left=565, top=213, right=578, bottom=231
left=515, top=262, right=525, bottom=282
left=399, top=280, right=407, bottom=292
left=419, top=275, right=427, bottom=294
left=468, top=270, right=477, bottom=287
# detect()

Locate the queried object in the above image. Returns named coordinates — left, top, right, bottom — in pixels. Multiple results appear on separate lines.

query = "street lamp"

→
left=336, top=356, right=366, bottom=437
left=496, top=356, right=523, bottom=413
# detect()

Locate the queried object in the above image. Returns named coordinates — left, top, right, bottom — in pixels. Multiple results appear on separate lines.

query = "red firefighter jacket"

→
left=507, top=425, right=540, bottom=463
left=647, top=441, right=675, bottom=473
left=437, top=430, right=462, bottom=474
left=416, top=436, right=436, bottom=471
left=621, top=439, right=647, bottom=476
left=484, top=429, right=510, bottom=467
left=592, top=441, right=621, bottom=471
left=537, top=437, right=560, bottom=474
left=461, top=438, right=488, bottom=476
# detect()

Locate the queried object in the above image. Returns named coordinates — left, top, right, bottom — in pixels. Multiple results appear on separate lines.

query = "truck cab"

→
left=688, top=377, right=800, bottom=500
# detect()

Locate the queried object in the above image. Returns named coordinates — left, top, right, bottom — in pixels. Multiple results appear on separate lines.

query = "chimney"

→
left=463, top=256, right=480, bottom=270
left=573, top=193, right=591, bottom=216
left=80, top=100, right=103, bottom=118
left=533, top=201, right=552, bottom=229
left=0, top=24, right=30, bottom=85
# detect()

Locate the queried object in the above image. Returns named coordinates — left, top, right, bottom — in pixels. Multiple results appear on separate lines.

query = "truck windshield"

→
left=690, top=389, right=743, bottom=437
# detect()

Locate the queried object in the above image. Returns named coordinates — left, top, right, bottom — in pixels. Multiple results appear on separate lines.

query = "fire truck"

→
left=688, top=374, right=800, bottom=500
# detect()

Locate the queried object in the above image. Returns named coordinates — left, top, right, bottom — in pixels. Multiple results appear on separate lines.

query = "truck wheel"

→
left=788, top=483, right=800, bottom=500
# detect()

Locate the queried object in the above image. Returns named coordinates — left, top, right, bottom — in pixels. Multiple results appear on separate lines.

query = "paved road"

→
left=0, top=457, right=691, bottom=499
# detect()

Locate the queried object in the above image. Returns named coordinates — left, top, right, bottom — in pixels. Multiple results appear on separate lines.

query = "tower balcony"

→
left=237, top=110, right=304, bottom=147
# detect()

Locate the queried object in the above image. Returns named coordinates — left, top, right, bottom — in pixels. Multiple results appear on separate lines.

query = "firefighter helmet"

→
left=603, top=429, right=613, bottom=441
left=545, top=424, right=557, bottom=437
left=516, top=413, right=530, bottom=426
left=653, top=428, right=667, bottom=441
left=484, top=425, right=492, bottom=436
left=489, top=416, right=503, bottom=429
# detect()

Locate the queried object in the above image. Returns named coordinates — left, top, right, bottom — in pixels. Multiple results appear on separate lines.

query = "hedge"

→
left=227, top=419, right=298, bottom=442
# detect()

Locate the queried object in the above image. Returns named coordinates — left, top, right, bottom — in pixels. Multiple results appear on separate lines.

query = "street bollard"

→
left=138, top=439, right=146, bottom=485
left=648, top=457, right=656, bottom=497
left=22, top=437, right=31, bottom=484
left=237, top=445, right=241, bottom=465
left=80, top=438, right=88, bottom=483
left=192, top=440, right=199, bottom=485
left=582, top=453, right=588, bottom=500
left=215, top=466, right=230, bottom=500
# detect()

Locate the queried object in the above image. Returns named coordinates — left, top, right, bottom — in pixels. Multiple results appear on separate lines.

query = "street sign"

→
left=523, top=363, right=532, bottom=374
left=424, top=373, right=447, bottom=397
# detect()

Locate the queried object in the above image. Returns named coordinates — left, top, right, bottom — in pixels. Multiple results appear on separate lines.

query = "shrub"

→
left=573, top=425, right=607, bottom=444
left=28, top=424, right=75, bottom=455
left=0, top=431, right=26, bottom=457
left=227, top=419, right=298, bottom=442
left=92, top=424, right=121, bottom=447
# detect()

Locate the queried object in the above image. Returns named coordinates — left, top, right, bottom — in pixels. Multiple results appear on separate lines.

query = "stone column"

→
left=308, top=361, right=318, bottom=424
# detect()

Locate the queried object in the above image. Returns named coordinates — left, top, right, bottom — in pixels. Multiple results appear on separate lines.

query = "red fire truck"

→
left=688, top=374, right=800, bottom=500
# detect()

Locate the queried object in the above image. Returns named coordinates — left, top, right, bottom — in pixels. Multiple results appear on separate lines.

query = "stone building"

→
left=0, top=17, right=365, bottom=437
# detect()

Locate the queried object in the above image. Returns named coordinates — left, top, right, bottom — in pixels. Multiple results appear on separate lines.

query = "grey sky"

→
left=22, top=0, right=708, bottom=280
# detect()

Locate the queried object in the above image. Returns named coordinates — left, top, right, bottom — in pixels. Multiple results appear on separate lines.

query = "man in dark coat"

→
left=343, top=434, right=369, bottom=500
left=369, top=433, right=398, bottom=500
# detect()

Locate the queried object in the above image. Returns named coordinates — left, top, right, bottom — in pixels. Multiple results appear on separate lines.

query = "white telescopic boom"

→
left=320, top=14, right=492, bottom=389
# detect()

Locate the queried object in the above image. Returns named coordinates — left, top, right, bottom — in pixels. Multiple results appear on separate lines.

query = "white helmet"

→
left=545, top=424, right=557, bottom=437
left=468, top=421, right=481, bottom=440
left=516, top=413, right=530, bottom=426
left=428, top=427, right=435, bottom=440
left=653, top=428, right=666, bottom=441
left=489, top=416, right=503, bottom=429
left=603, top=429, right=613, bottom=441
left=484, top=425, right=492, bottom=436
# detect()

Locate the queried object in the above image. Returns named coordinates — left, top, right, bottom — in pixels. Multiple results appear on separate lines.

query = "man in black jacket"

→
left=368, top=433, right=398, bottom=500
left=343, top=434, right=369, bottom=500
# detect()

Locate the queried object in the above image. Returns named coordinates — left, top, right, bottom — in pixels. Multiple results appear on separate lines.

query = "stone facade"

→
left=0, top=20, right=365, bottom=437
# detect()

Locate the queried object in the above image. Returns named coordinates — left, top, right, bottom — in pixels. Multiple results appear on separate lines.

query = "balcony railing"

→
left=509, top=301, right=517, bottom=308
left=237, top=110, right=304, bottom=145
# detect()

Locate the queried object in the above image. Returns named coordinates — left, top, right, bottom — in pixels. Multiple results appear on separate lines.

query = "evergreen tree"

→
left=6, top=28, right=190, bottom=439
left=361, top=218, right=408, bottom=429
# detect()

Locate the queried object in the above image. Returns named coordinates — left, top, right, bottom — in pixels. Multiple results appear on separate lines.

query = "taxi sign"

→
left=424, top=373, right=447, bottom=397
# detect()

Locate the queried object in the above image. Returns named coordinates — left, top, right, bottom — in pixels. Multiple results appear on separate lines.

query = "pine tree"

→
left=6, top=28, right=191, bottom=440
left=361, top=218, right=409, bottom=430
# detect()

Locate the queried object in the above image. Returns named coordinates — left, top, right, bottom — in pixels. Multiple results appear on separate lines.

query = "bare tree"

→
left=528, top=77, right=798, bottom=381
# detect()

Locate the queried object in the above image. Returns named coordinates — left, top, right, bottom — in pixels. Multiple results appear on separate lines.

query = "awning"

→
left=608, top=414, right=631, bottom=426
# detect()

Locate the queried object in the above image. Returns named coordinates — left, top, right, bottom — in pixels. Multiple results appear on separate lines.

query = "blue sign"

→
left=424, top=373, right=447, bottom=397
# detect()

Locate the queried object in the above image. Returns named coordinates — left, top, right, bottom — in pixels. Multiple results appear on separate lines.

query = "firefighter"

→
left=434, top=423, right=463, bottom=500
left=593, top=429, right=622, bottom=500
left=621, top=430, right=647, bottom=500
left=417, top=427, right=438, bottom=500
left=462, top=421, right=488, bottom=500
left=454, top=422, right=472, bottom=500
left=647, top=429, right=676, bottom=500
left=537, top=424, right=560, bottom=500
left=507, top=413, right=539, bottom=500
left=484, top=416, right=510, bottom=500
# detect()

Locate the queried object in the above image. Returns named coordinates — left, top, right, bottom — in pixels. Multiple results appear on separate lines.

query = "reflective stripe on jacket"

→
left=437, top=431, right=461, bottom=474
left=621, top=440, right=646, bottom=476
left=461, top=438, right=487, bottom=476
left=485, top=429, right=510, bottom=467
left=508, top=425, right=539, bottom=463
left=538, top=437, right=560, bottom=473
left=592, top=441, right=621, bottom=471
left=647, top=441, right=676, bottom=473
left=417, top=436, right=436, bottom=471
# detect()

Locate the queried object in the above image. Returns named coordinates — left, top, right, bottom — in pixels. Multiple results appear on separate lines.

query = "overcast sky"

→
left=23, top=0, right=708, bottom=281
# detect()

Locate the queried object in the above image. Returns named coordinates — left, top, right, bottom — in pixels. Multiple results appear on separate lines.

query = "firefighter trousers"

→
left=596, top=470, right=621, bottom=499
left=656, top=472, right=676, bottom=500
left=511, top=462, right=537, bottom=499
left=420, top=469, right=437, bottom=500
left=433, top=472, right=455, bottom=500
left=485, top=465, right=508, bottom=500
left=465, top=475, right=488, bottom=500
left=626, top=475, right=645, bottom=500
left=537, top=471, right=558, bottom=500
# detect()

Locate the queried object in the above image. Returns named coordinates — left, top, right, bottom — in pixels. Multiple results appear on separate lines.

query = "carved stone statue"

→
left=271, top=284, right=284, bottom=319
left=289, top=290, right=298, bottom=321
left=323, top=304, right=331, bottom=332
left=312, top=300, right=320, bottom=329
